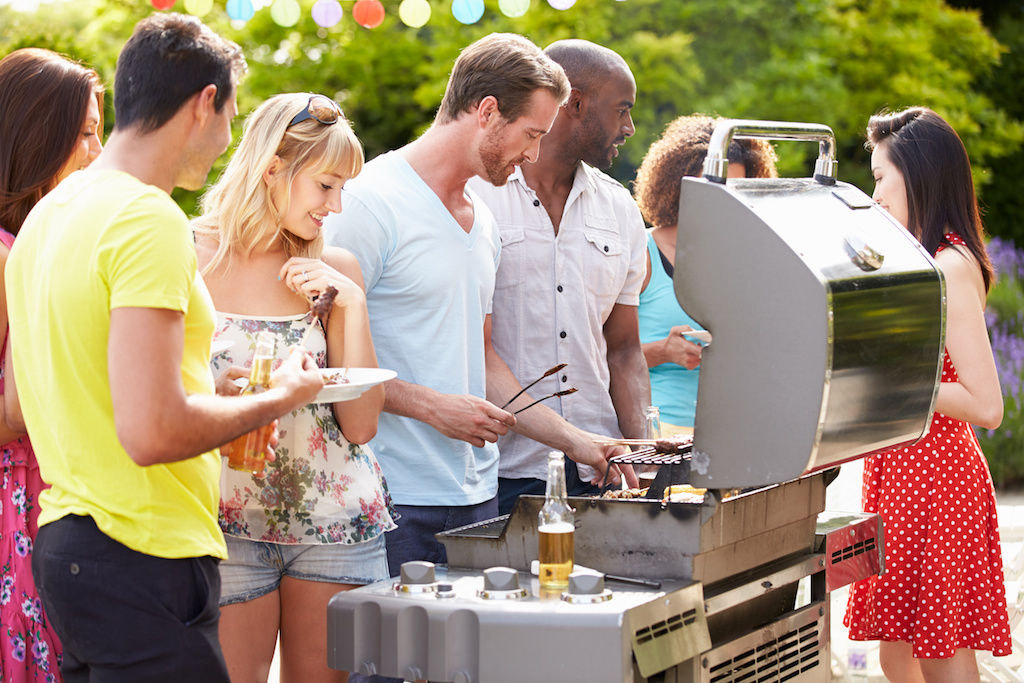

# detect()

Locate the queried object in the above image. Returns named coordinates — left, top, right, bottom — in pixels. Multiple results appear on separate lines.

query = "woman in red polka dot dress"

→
left=844, top=107, right=1012, bottom=682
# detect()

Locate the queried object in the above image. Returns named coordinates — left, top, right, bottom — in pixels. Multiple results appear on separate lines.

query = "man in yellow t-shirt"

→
left=4, top=14, right=323, bottom=681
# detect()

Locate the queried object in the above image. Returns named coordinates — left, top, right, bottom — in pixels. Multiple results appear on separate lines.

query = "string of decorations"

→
left=151, top=0, right=624, bottom=28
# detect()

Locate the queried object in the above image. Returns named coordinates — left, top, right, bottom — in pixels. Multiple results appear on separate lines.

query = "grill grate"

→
left=608, top=445, right=692, bottom=467
left=707, top=621, right=821, bottom=682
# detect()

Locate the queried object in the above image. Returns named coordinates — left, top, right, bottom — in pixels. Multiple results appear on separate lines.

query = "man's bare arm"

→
left=108, top=307, right=323, bottom=466
left=604, top=303, right=651, bottom=440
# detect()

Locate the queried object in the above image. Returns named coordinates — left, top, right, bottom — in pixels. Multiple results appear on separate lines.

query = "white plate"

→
left=211, top=339, right=234, bottom=358
left=315, top=367, right=397, bottom=404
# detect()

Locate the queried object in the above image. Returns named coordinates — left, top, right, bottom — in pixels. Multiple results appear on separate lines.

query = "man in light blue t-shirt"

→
left=324, top=33, right=570, bottom=576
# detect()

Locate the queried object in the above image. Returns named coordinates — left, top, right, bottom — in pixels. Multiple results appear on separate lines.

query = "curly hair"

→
left=634, top=115, right=777, bottom=228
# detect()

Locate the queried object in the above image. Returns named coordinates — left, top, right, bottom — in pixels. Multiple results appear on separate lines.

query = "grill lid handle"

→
left=703, top=119, right=838, bottom=185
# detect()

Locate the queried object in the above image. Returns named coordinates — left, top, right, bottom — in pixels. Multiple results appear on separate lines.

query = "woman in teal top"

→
left=634, top=115, right=777, bottom=430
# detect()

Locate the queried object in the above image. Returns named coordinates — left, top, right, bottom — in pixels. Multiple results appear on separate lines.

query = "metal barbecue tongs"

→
left=501, top=363, right=577, bottom=415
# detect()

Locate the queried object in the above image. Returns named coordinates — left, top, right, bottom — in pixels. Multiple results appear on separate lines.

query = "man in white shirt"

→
left=326, top=34, right=596, bottom=581
left=470, top=39, right=650, bottom=513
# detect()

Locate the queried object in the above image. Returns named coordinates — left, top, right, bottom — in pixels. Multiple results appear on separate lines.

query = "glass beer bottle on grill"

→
left=538, top=451, right=574, bottom=590
left=225, top=330, right=277, bottom=476
left=637, top=405, right=662, bottom=484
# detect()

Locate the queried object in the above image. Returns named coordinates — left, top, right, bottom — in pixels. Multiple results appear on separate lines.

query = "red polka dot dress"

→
left=844, top=234, right=1012, bottom=658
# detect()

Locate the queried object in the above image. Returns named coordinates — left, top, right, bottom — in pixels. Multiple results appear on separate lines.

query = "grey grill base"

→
left=663, top=601, right=830, bottom=683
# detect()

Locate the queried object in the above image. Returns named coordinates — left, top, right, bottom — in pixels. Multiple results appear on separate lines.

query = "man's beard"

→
left=479, top=125, right=523, bottom=186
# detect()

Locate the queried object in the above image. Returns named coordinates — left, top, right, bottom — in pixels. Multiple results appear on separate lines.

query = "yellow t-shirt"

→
left=6, top=169, right=226, bottom=560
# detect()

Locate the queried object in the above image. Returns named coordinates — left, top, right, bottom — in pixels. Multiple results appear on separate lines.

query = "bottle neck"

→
left=545, top=455, right=568, bottom=502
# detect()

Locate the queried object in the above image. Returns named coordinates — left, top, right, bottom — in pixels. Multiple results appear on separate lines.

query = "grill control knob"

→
left=568, top=570, right=605, bottom=595
left=395, top=561, right=439, bottom=593
left=477, top=566, right=528, bottom=600
left=563, top=570, right=614, bottom=604
left=400, top=561, right=436, bottom=585
left=483, top=567, right=520, bottom=592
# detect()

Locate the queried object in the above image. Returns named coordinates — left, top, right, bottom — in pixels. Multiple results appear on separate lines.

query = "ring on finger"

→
left=302, top=270, right=310, bottom=283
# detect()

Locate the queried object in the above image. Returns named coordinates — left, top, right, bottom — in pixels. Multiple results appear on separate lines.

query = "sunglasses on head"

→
left=288, top=95, right=341, bottom=128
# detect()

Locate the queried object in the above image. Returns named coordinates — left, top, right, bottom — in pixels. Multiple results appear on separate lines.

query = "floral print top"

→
left=211, top=312, right=397, bottom=545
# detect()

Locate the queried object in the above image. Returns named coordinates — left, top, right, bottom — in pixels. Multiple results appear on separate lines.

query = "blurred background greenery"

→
left=3, top=0, right=1024, bottom=484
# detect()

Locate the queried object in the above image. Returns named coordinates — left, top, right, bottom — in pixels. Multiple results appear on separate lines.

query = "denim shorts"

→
left=219, top=534, right=388, bottom=606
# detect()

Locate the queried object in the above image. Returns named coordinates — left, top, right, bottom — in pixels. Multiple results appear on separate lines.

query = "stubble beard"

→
left=479, top=125, right=518, bottom=186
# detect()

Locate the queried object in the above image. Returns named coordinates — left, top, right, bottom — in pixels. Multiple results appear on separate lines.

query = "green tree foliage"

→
left=1, top=0, right=1020, bottom=220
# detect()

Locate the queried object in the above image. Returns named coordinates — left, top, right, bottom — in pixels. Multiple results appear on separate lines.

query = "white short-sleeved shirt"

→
left=468, top=163, right=647, bottom=480
left=324, top=151, right=501, bottom=506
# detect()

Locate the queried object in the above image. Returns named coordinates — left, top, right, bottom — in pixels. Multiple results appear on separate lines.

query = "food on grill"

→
left=654, top=436, right=693, bottom=454
left=603, top=487, right=647, bottom=499
left=323, top=370, right=350, bottom=385
left=602, top=484, right=706, bottom=503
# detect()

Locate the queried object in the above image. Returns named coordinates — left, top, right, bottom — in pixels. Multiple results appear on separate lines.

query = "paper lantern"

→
left=452, top=0, right=483, bottom=24
left=150, top=0, right=175, bottom=10
left=398, top=0, right=430, bottom=27
left=311, top=0, right=343, bottom=27
left=184, top=0, right=212, bottom=15
left=498, top=0, right=529, bottom=17
left=352, top=0, right=386, bottom=28
left=547, top=0, right=576, bottom=8
left=270, top=0, right=301, bottom=25
left=226, top=0, right=254, bottom=20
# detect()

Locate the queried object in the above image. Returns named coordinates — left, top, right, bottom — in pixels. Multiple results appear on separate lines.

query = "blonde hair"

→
left=195, top=93, right=363, bottom=274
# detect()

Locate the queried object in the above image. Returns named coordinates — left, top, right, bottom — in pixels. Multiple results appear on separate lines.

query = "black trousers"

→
left=32, top=514, right=229, bottom=683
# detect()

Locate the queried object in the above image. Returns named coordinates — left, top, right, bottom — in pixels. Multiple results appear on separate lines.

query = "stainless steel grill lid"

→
left=676, top=120, right=944, bottom=488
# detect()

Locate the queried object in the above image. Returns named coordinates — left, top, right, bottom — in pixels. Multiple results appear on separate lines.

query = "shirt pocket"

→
left=582, top=215, right=624, bottom=299
left=495, top=225, right=527, bottom=290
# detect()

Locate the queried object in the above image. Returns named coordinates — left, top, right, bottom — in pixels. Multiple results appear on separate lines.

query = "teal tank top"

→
left=637, top=231, right=704, bottom=427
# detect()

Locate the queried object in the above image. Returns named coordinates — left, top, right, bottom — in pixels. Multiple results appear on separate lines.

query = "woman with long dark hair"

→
left=0, top=47, right=103, bottom=682
left=844, top=107, right=1010, bottom=682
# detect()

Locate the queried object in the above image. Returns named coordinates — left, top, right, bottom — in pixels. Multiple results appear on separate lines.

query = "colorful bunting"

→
left=498, top=0, right=530, bottom=17
left=352, top=0, right=385, bottom=27
left=398, top=0, right=430, bottom=27
left=311, top=0, right=343, bottom=26
left=157, top=0, right=594, bottom=29
left=451, top=0, right=483, bottom=24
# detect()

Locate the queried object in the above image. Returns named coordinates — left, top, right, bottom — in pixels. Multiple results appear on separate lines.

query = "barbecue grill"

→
left=327, top=120, right=944, bottom=682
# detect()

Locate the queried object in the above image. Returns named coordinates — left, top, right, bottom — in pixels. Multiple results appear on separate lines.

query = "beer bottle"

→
left=225, top=330, right=277, bottom=475
left=538, top=451, right=574, bottom=590
left=638, top=405, right=662, bottom=484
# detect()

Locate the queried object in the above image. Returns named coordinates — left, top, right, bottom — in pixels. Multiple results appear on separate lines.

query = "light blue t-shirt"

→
left=324, top=151, right=501, bottom=506
left=637, top=231, right=704, bottom=428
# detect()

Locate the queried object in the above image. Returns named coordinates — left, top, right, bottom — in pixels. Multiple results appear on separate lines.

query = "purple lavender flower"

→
left=989, top=237, right=1024, bottom=281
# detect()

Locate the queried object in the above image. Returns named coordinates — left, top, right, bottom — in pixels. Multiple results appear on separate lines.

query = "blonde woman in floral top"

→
left=195, top=93, right=396, bottom=683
